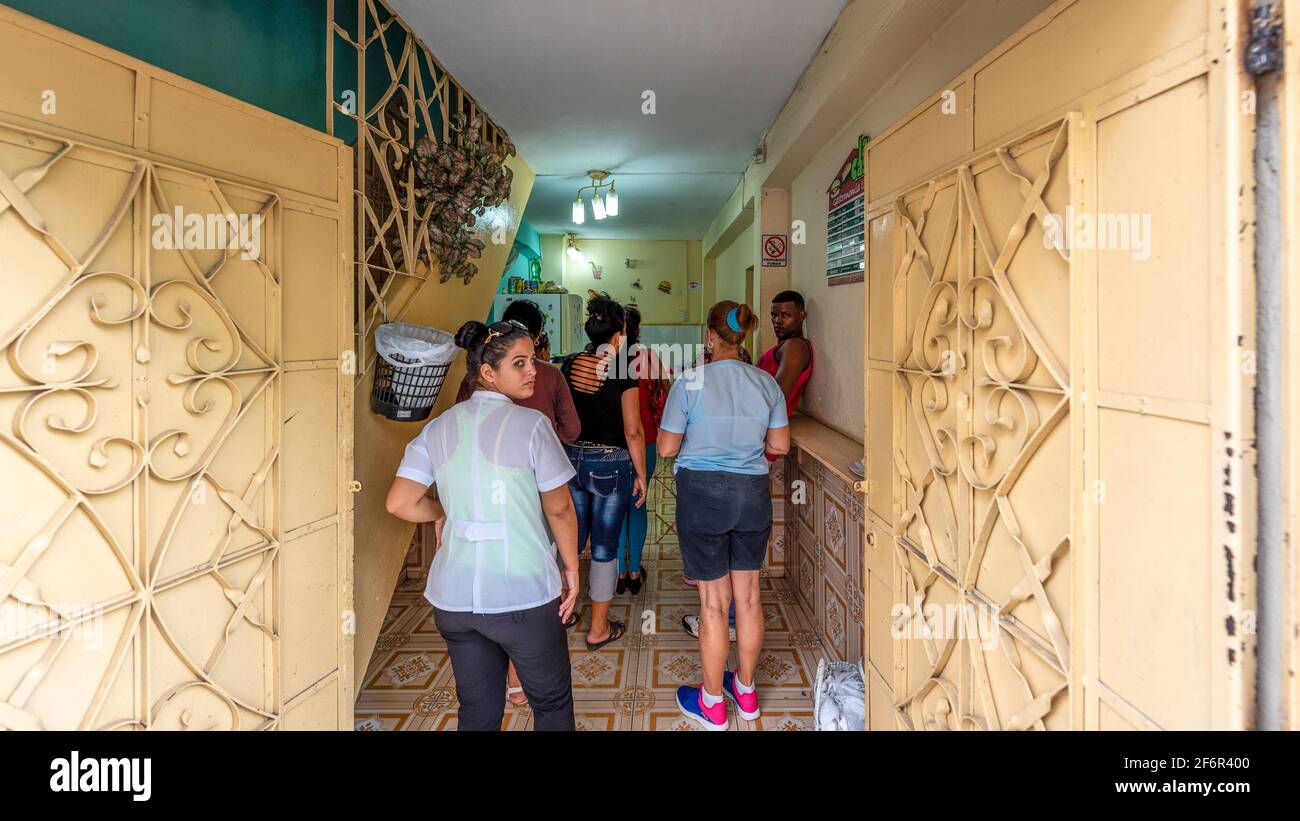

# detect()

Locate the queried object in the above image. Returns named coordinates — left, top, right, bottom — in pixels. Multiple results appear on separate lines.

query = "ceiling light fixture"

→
left=573, top=170, right=618, bottom=224
left=564, top=234, right=585, bottom=263
left=605, top=181, right=618, bottom=217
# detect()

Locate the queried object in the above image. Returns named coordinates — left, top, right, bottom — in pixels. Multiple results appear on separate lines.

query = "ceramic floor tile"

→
left=737, top=701, right=818, bottom=732
left=567, top=644, right=638, bottom=700
left=352, top=712, right=418, bottom=731
left=571, top=699, right=631, bottom=731
left=361, top=648, right=451, bottom=692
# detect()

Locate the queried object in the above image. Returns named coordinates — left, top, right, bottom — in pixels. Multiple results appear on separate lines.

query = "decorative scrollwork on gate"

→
left=892, top=119, right=1074, bottom=730
left=0, top=124, right=282, bottom=730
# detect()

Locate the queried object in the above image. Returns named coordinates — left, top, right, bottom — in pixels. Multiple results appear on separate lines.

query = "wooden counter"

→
left=789, top=414, right=865, bottom=490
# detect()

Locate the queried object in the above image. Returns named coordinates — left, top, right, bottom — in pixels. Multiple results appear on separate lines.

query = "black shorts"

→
left=674, top=468, right=772, bottom=581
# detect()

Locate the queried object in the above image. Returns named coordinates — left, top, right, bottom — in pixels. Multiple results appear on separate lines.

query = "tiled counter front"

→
left=764, top=454, right=787, bottom=577
left=784, top=449, right=864, bottom=664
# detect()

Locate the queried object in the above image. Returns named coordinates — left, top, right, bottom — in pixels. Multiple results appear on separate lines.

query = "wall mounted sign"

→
left=826, top=134, right=867, bottom=286
left=761, top=233, right=787, bottom=267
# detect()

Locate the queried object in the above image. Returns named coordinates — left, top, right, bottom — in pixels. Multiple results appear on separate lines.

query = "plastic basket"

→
left=370, top=322, right=456, bottom=422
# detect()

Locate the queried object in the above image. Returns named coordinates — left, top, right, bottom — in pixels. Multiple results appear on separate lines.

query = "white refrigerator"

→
left=492, top=293, right=585, bottom=358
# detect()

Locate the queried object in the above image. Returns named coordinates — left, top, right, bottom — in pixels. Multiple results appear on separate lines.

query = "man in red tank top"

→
left=757, top=290, right=813, bottom=423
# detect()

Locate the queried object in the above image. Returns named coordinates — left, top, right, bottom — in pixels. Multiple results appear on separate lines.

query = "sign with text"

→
left=761, top=233, right=787, bottom=267
left=827, top=134, right=867, bottom=286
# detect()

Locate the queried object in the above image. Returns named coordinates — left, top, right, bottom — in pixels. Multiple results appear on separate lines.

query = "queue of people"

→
left=385, top=290, right=812, bottom=731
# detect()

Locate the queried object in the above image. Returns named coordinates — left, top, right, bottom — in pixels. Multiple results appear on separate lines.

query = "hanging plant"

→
left=411, top=112, right=516, bottom=284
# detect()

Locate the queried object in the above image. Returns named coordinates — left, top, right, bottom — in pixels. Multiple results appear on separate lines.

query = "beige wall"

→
left=548, top=237, right=703, bottom=326
left=351, top=155, right=536, bottom=679
left=538, top=232, right=564, bottom=286
left=714, top=223, right=755, bottom=308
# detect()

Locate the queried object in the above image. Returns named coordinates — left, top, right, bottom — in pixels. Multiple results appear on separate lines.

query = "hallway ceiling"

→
left=388, top=0, right=849, bottom=240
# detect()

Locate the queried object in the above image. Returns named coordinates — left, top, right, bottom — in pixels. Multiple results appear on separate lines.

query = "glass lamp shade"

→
left=605, top=184, right=619, bottom=216
left=592, top=192, right=607, bottom=220
left=572, top=197, right=585, bottom=224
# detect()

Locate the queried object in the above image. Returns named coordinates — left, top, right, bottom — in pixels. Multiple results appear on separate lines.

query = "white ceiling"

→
left=388, top=0, right=849, bottom=240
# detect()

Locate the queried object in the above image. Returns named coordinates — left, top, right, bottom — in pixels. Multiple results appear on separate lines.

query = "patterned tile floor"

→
left=355, top=464, right=830, bottom=731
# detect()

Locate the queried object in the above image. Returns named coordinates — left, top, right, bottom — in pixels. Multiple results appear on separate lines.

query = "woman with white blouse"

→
left=385, top=319, right=580, bottom=731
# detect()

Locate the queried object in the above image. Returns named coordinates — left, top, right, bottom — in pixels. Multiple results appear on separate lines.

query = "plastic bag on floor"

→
left=813, top=658, right=866, bottom=731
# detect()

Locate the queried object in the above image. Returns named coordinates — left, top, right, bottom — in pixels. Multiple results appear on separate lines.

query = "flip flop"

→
left=563, top=608, right=582, bottom=629
left=584, top=619, right=626, bottom=651
left=506, top=685, right=528, bottom=706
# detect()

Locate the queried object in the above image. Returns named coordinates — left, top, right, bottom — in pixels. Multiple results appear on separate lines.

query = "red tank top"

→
left=757, top=337, right=814, bottom=419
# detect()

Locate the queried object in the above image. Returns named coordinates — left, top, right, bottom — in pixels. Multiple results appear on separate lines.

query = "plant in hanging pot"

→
left=411, top=112, right=516, bottom=284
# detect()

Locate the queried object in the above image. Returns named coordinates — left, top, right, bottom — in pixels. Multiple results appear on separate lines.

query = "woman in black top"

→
left=560, top=295, right=646, bottom=650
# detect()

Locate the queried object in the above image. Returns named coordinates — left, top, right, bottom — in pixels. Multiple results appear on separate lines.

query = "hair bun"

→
left=736, top=303, right=758, bottom=334
left=587, top=293, right=615, bottom=316
left=454, top=320, right=487, bottom=350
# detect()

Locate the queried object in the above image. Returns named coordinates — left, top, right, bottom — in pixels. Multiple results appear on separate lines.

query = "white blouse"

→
left=396, top=391, right=576, bottom=613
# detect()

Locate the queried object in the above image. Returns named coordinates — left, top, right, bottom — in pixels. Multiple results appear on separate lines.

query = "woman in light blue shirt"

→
left=657, top=301, right=790, bottom=730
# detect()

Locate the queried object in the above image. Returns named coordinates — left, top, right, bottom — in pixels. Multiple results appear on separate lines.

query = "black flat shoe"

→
left=616, top=575, right=629, bottom=595
left=627, top=572, right=643, bottom=595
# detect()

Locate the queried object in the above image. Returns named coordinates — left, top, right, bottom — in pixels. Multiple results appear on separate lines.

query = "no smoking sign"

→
left=761, top=233, right=787, bottom=267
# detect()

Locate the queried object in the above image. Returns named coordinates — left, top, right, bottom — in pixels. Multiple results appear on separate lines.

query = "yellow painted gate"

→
left=862, top=0, right=1255, bottom=730
left=0, top=10, right=354, bottom=729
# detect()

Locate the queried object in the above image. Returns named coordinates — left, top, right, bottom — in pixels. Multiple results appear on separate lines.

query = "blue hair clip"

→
left=726, top=307, right=742, bottom=333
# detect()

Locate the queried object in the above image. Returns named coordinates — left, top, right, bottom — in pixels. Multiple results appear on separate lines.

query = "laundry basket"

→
left=370, top=322, right=456, bottom=422
left=812, top=657, right=866, bottom=731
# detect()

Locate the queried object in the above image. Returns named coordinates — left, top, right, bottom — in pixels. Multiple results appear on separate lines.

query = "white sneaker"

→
left=681, top=614, right=736, bottom=641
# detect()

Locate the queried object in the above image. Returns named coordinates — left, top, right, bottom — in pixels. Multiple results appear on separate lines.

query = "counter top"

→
left=788, top=415, right=865, bottom=490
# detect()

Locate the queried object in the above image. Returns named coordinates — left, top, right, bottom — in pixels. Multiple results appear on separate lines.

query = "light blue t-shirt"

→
left=659, top=359, right=789, bottom=475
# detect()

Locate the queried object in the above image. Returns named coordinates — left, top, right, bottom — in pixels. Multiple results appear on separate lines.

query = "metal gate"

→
left=889, top=119, right=1074, bottom=730
left=0, top=7, right=354, bottom=729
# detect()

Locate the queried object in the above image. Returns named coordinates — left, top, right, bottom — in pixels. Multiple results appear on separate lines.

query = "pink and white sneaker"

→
left=676, top=685, right=728, bottom=730
left=722, top=670, right=760, bottom=720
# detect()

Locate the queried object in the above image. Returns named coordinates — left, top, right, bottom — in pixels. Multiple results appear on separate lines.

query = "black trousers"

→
left=432, top=598, right=575, bottom=731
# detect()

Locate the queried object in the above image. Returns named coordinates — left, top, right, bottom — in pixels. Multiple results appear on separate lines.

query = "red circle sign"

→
left=764, top=235, right=785, bottom=259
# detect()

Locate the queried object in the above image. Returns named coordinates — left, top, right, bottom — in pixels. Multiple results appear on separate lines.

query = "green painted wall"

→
left=4, top=0, right=327, bottom=130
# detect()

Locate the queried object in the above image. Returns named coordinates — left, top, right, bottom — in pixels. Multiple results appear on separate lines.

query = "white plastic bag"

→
left=813, top=658, right=866, bottom=731
left=375, top=322, right=456, bottom=368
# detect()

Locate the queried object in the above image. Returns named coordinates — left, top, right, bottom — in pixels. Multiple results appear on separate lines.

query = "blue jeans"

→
left=618, top=444, right=657, bottom=574
left=565, top=444, right=634, bottom=563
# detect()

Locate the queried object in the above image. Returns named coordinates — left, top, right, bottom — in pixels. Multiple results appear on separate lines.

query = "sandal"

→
left=584, top=619, right=626, bottom=651
left=506, top=685, right=528, bottom=706
left=563, top=608, right=582, bottom=629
